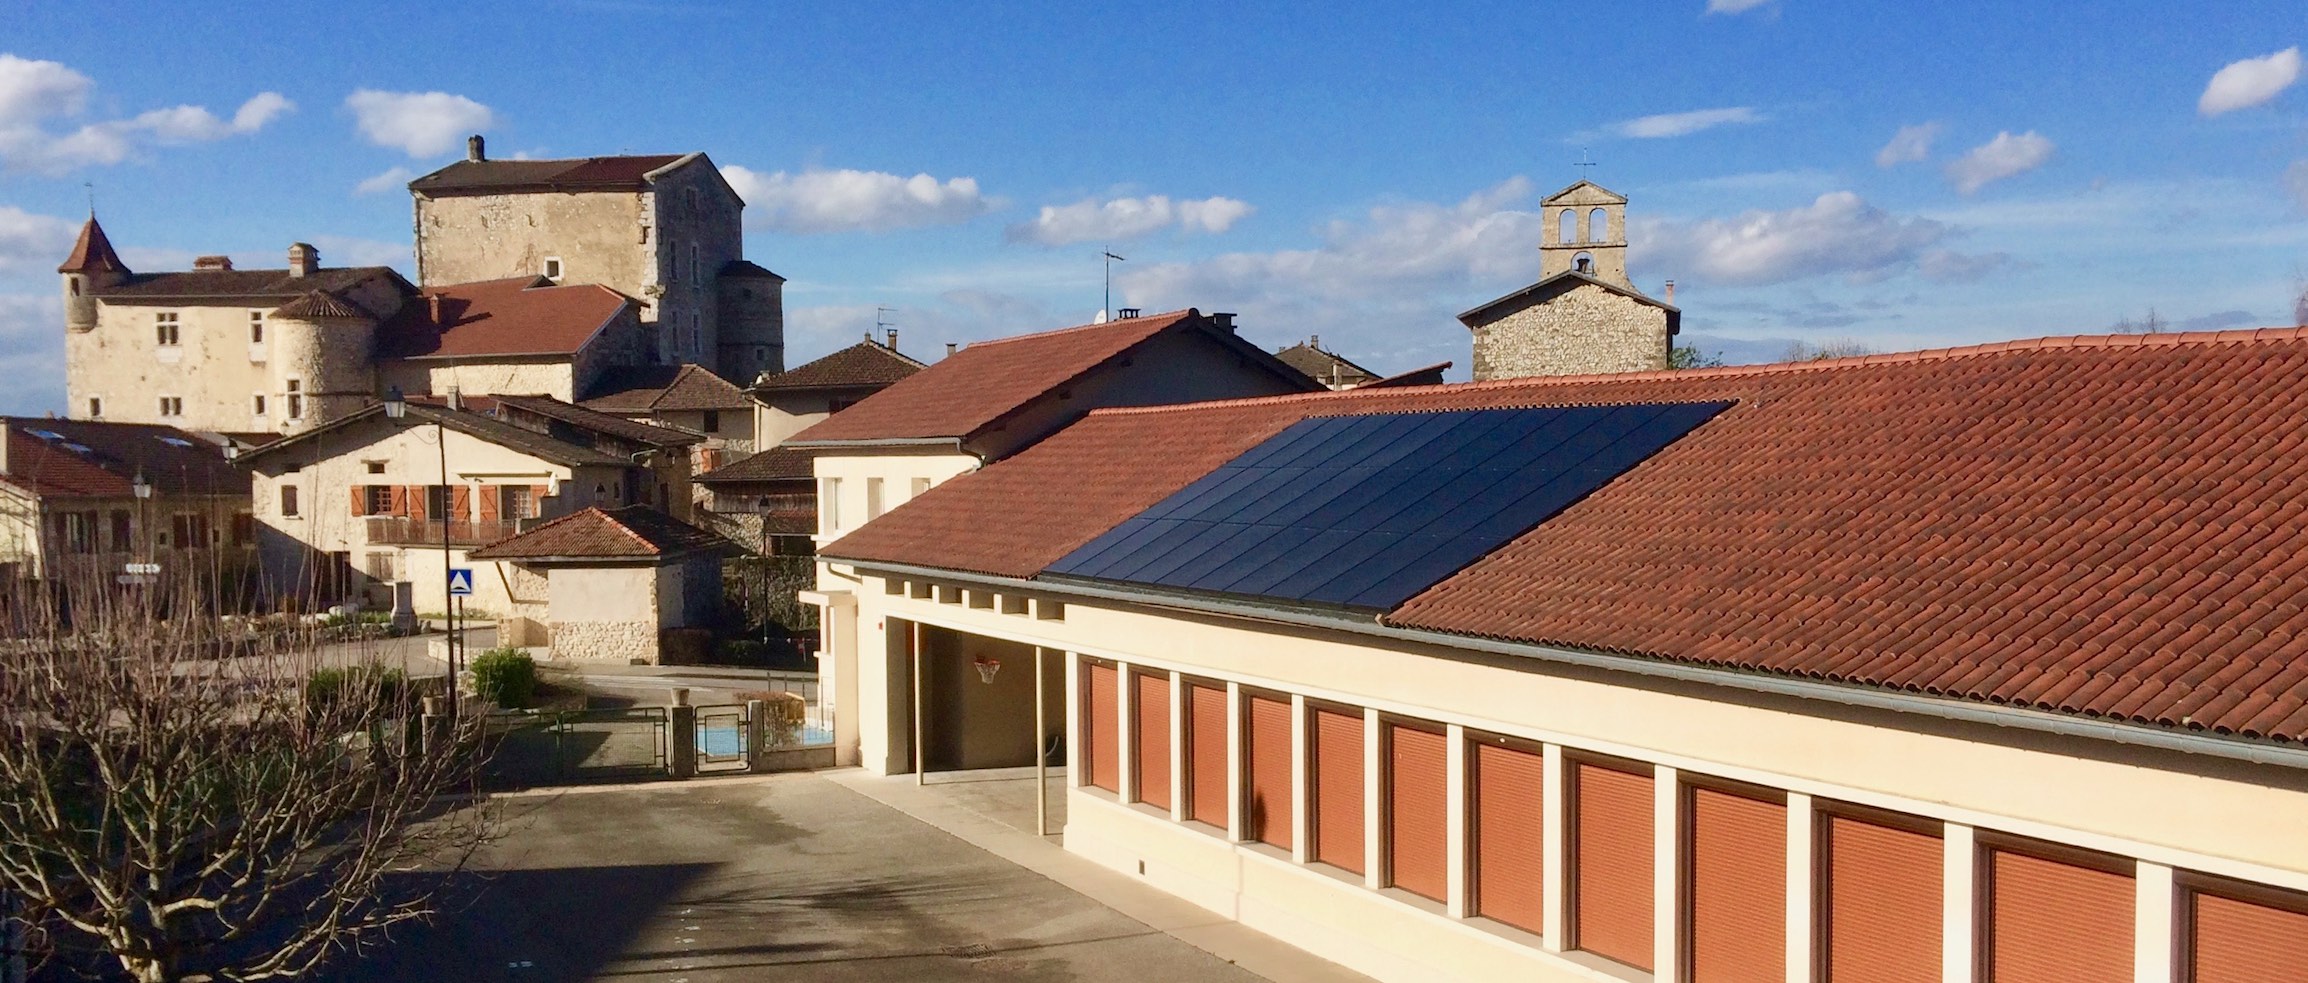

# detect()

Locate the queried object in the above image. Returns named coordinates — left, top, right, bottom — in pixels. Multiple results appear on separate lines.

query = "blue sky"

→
left=2, top=0, right=2304, bottom=413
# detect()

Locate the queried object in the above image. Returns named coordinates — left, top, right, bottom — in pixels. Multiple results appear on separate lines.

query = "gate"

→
left=695, top=703, right=750, bottom=773
left=486, top=707, right=670, bottom=786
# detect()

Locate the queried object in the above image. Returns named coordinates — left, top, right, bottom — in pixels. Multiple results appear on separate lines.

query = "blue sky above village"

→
left=0, top=0, right=2304, bottom=413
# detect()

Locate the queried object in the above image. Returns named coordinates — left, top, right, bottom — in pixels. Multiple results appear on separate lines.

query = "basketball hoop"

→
left=974, top=656, right=1001, bottom=684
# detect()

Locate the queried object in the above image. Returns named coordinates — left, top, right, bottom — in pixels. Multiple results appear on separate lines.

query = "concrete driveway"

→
left=328, top=774, right=1283, bottom=982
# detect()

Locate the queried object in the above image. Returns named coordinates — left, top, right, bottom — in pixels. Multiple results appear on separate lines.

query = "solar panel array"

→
left=1046, top=401, right=1732, bottom=611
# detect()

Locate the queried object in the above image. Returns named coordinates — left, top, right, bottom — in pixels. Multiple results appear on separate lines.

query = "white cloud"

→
left=1706, top=0, right=1773, bottom=12
left=0, top=205, right=78, bottom=272
left=2199, top=47, right=2301, bottom=117
left=1633, top=191, right=1972, bottom=286
left=0, top=54, right=292, bottom=173
left=1008, top=194, right=1254, bottom=246
left=1608, top=106, right=1765, bottom=139
left=1944, top=131, right=2054, bottom=194
left=354, top=166, right=417, bottom=196
left=344, top=89, right=495, bottom=158
left=723, top=165, right=992, bottom=233
left=1874, top=122, right=1941, bottom=167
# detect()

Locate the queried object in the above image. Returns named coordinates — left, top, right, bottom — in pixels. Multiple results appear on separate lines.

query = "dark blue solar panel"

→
left=1044, top=401, right=1733, bottom=611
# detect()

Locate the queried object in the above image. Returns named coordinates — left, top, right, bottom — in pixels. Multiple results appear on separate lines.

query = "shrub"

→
left=470, top=647, right=536, bottom=709
left=305, top=665, right=409, bottom=717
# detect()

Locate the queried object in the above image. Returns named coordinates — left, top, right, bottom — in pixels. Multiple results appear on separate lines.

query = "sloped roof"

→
left=491, top=394, right=704, bottom=449
left=97, top=266, right=403, bottom=304
left=721, top=259, right=786, bottom=281
left=822, top=326, right=2308, bottom=746
left=1459, top=269, right=1679, bottom=327
left=788, top=309, right=1315, bottom=446
left=234, top=402, right=632, bottom=468
left=582, top=364, right=753, bottom=413
left=273, top=290, right=368, bottom=320
left=752, top=341, right=925, bottom=393
left=695, top=446, right=815, bottom=484
left=1367, top=362, right=1453, bottom=388
left=468, top=505, right=736, bottom=561
left=57, top=216, right=128, bottom=274
left=1274, top=340, right=1380, bottom=387
left=376, top=276, right=628, bottom=359
left=409, top=154, right=689, bottom=195
left=1, top=418, right=245, bottom=499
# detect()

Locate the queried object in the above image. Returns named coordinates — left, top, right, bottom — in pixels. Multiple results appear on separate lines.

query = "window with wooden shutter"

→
left=1819, top=809, right=1941, bottom=983
left=1081, top=661, right=1118, bottom=792
left=1386, top=723, right=1447, bottom=902
left=350, top=486, right=367, bottom=516
left=1243, top=693, right=1292, bottom=850
left=1984, top=842, right=2133, bottom=983
left=1133, top=671, right=1170, bottom=810
left=1472, top=736, right=1545, bottom=935
left=1186, top=680, right=1227, bottom=828
left=1310, top=705, right=1365, bottom=874
left=1571, top=758, right=1654, bottom=971
left=1686, top=783, right=1786, bottom=982
left=2188, top=880, right=2308, bottom=983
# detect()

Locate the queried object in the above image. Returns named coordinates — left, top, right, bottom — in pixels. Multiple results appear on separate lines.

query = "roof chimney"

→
left=286, top=242, right=317, bottom=278
left=1118, top=307, right=1141, bottom=319
left=945, top=342, right=957, bottom=358
left=1310, top=333, right=1321, bottom=350
left=467, top=134, right=486, bottom=162
left=1663, top=279, right=1676, bottom=304
left=1209, top=312, right=1236, bottom=332
left=447, top=386, right=463, bottom=411
left=885, top=328, right=898, bottom=351
left=193, top=255, right=233, bottom=271
left=428, top=293, right=444, bottom=324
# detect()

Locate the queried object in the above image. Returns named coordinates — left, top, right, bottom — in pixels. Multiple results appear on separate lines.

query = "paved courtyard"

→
left=328, top=773, right=1305, bottom=982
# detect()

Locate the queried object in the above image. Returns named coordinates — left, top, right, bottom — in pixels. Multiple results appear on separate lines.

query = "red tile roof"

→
left=57, top=216, right=128, bottom=274
left=468, top=505, right=736, bottom=561
left=1, top=418, right=245, bottom=499
left=582, top=364, right=754, bottom=412
left=376, top=277, right=628, bottom=359
left=752, top=341, right=925, bottom=393
left=695, top=446, right=815, bottom=484
left=408, top=154, right=690, bottom=195
left=824, top=326, right=2308, bottom=745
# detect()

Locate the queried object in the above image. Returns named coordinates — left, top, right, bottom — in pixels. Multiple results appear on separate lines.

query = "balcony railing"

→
left=708, top=493, right=817, bottom=515
left=364, top=517, right=522, bottom=548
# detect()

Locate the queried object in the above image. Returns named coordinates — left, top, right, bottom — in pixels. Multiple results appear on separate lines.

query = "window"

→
left=1820, top=808, right=1942, bottom=981
left=1983, top=841, right=2134, bottom=981
left=1571, top=758, right=1655, bottom=971
left=424, top=485, right=451, bottom=519
left=1080, top=659, right=1119, bottom=792
left=2189, top=879, right=2308, bottom=982
left=702, top=410, right=721, bottom=434
left=155, top=312, right=180, bottom=346
left=1686, top=782, right=1788, bottom=980
left=280, top=484, right=300, bottom=518
left=365, top=485, right=392, bottom=515
left=1558, top=209, right=1577, bottom=244
left=252, top=394, right=266, bottom=417
left=542, top=257, right=563, bottom=280
left=248, top=310, right=264, bottom=344
left=365, top=461, right=385, bottom=475
left=1472, top=735, right=1546, bottom=934
left=60, top=511, right=97, bottom=553
left=109, top=510, right=131, bottom=551
left=1185, top=680, right=1228, bottom=828
left=1589, top=207, right=1610, bottom=242
left=231, top=512, right=254, bottom=546
left=86, top=397, right=100, bottom=418
left=157, top=396, right=183, bottom=417
left=285, top=379, right=303, bottom=420
left=1243, top=692, right=1293, bottom=850
left=911, top=476, right=931, bottom=499
left=504, top=485, right=536, bottom=519
left=1133, top=671, right=1171, bottom=811
left=171, top=513, right=211, bottom=551
left=1386, top=722, right=1448, bottom=903
left=1309, top=704, right=1365, bottom=875
left=819, top=477, right=841, bottom=534
left=689, top=243, right=700, bottom=282
left=828, top=398, right=857, bottom=413
left=865, top=477, right=884, bottom=520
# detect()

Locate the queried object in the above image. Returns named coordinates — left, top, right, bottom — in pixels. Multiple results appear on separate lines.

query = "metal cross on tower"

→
left=1574, top=148, right=1598, bottom=177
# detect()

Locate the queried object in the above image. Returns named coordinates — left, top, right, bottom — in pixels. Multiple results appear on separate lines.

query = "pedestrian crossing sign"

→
left=448, top=568, right=475, bottom=596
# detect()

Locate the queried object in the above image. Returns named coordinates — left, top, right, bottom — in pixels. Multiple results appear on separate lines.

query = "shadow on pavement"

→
left=323, top=863, right=728, bottom=982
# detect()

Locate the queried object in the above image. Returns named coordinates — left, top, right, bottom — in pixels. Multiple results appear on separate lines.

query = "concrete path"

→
left=328, top=773, right=1354, bottom=982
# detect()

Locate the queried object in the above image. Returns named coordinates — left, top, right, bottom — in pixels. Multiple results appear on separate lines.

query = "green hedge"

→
left=470, top=647, right=537, bottom=709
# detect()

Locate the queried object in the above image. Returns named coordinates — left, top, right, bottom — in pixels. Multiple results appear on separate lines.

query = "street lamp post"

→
left=131, top=470, right=150, bottom=593
left=382, top=387, right=457, bottom=716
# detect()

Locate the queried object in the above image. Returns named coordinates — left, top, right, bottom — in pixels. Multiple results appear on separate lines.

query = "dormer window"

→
left=542, top=257, right=563, bottom=281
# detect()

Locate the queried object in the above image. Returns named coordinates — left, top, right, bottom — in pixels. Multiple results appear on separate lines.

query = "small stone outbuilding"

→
left=468, top=505, right=739, bottom=664
left=1460, top=180, right=1680, bottom=380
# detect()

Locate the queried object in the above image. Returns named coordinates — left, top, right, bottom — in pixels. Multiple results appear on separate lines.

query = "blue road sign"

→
left=447, top=568, right=475, bottom=596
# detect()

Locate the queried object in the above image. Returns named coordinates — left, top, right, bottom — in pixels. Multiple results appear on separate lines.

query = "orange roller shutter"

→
left=2190, top=885, right=2308, bottom=983
left=1244, top=694, right=1293, bottom=849
left=1311, top=706, right=1365, bottom=875
left=1134, top=672, right=1171, bottom=810
left=1820, top=811, right=1941, bottom=983
left=1572, top=759, right=1654, bottom=972
left=1082, top=661, right=1118, bottom=792
left=1985, top=844, right=2133, bottom=983
left=1687, top=785, right=1786, bottom=982
left=1473, top=739, right=1545, bottom=935
left=1187, top=682, right=1228, bottom=827
left=1386, top=724, right=1447, bottom=902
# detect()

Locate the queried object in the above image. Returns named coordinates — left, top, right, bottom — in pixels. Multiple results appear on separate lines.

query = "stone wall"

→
left=415, top=191, right=649, bottom=299
left=547, top=564, right=664, bottom=663
left=69, top=288, right=392, bottom=434
left=547, top=618, right=659, bottom=663
left=643, top=161, right=745, bottom=368
left=1470, top=283, right=1669, bottom=381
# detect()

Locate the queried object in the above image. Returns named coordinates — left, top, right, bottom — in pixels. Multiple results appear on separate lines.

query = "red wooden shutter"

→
left=350, top=487, right=366, bottom=516
left=1572, top=759, right=1654, bottom=971
left=477, top=486, right=501, bottom=521
left=1985, top=844, right=2133, bottom=982
left=1386, top=723, right=1447, bottom=902
left=1687, top=785, right=1786, bottom=982
left=1134, top=671, right=1171, bottom=810
left=1082, top=661, right=1118, bottom=792
left=1473, top=738, right=1545, bottom=935
left=2191, top=884, right=2308, bottom=983
left=403, top=485, right=425, bottom=520
left=1186, top=681, right=1227, bottom=827
left=530, top=484, right=550, bottom=511
left=1820, top=811, right=1941, bottom=983
left=450, top=485, right=471, bottom=520
left=1311, top=706, right=1365, bottom=874
left=1244, top=694, right=1292, bottom=850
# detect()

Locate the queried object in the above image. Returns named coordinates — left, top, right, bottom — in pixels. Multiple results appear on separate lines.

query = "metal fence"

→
left=694, top=703, right=750, bottom=773
left=484, top=707, right=668, bottom=786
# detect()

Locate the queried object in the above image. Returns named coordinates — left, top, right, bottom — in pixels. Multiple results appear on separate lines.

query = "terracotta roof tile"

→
left=99, top=266, right=399, bottom=303
left=468, top=505, right=735, bottom=560
left=272, top=290, right=367, bottom=320
left=491, top=394, right=704, bottom=449
left=582, top=364, right=754, bottom=413
left=409, top=154, right=689, bottom=194
left=1, top=418, right=245, bottom=499
left=1274, top=341, right=1379, bottom=387
left=696, top=446, right=815, bottom=484
left=823, top=325, right=2308, bottom=745
left=752, top=341, right=924, bottom=393
left=57, top=216, right=128, bottom=274
left=377, top=277, right=628, bottom=359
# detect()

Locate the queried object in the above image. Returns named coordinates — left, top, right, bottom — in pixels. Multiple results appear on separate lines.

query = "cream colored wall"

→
left=0, top=489, right=252, bottom=582
left=416, top=191, right=649, bottom=298
left=547, top=564, right=662, bottom=662
left=66, top=302, right=376, bottom=433
left=822, top=567, right=2308, bottom=982
left=378, top=359, right=580, bottom=403
left=810, top=450, right=977, bottom=544
left=0, top=485, right=38, bottom=576
left=756, top=400, right=830, bottom=450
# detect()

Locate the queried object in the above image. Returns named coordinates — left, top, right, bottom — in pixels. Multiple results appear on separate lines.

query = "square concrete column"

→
left=1364, top=708, right=1384, bottom=890
left=1785, top=792, right=1815, bottom=983
left=1115, top=660, right=1136, bottom=803
left=1944, top=822, right=1977, bottom=983
left=1226, top=681, right=1245, bottom=842
left=1541, top=743, right=1567, bottom=950
left=1653, top=765, right=1682, bottom=982
left=1444, top=724, right=1469, bottom=918
left=1065, top=652, right=1082, bottom=788
left=668, top=702, right=696, bottom=779
left=1169, top=672, right=1186, bottom=823
left=2135, top=861, right=2177, bottom=983
left=1290, top=693, right=1310, bottom=865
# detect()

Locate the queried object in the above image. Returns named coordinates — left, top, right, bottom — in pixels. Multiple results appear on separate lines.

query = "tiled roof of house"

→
left=582, top=364, right=754, bottom=413
left=234, top=402, right=632, bottom=468
left=492, top=394, right=704, bottom=449
left=695, top=446, right=815, bottom=484
left=57, top=216, right=128, bottom=274
left=823, top=326, right=2308, bottom=745
left=1275, top=340, right=1380, bottom=387
left=409, top=154, right=689, bottom=195
left=1366, top=361, right=1453, bottom=388
left=97, top=266, right=401, bottom=303
left=376, top=276, right=628, bottom=359
left=751, top=341, right=925, bottom=393
left=272, top=289, right=369, bottom=320
left=0, top=418, right=245, bottom=499
left=1458, top=269, right=1679, bottom=327
left=468, top=505, right=736, bottom=561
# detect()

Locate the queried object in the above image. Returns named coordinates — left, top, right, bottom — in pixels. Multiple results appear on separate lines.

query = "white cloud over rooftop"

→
left=345, top=89, right=495, bottom=158
left=724, top=166, right=993, bottom=234
left=2199, top=47, right=2300, bottom=117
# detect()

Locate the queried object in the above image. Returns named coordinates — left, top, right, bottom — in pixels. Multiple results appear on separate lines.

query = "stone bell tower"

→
left=1537, top=181, right=1629, bottom=288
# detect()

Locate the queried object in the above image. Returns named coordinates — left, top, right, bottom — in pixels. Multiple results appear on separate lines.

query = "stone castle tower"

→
left=1458, top=180, right=1678, bottom=381
left=58, top=215, right=130, bottom=332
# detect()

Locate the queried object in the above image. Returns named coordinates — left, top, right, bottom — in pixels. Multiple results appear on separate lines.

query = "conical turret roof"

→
left=56, top=215, right=129, bottom=275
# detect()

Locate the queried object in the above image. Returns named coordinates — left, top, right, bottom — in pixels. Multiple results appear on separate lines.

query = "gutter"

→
left=841, top=558, right=2308, bottom=772
left=784, top=436, right=982, bottom=462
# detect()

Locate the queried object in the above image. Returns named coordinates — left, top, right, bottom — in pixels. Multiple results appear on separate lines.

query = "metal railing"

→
left=707, top=493, right=817, bottom=515
left=364, top=517, right=521, bottom=547
left=483, top=707, right=668, bottom=786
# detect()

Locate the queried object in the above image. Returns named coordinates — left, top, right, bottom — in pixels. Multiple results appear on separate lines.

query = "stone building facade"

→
left=1460, top=180, right=1678, bottom=381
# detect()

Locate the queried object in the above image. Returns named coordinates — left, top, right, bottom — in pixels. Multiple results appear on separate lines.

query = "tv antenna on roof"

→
left=1102, top=249, right=1126, bottom=323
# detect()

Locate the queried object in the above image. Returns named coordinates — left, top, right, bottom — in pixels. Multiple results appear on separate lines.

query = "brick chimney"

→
left=1664, top=280, right=1676, bottom=304
left=193, top=255, right=233, bottom=271
left=885, top=328, right=898, bottom=351
left=286, top=242, right=318, bottom=278
left=945, top=342, right=957, bottom=358
left=467, top=134, right=485, bottom=162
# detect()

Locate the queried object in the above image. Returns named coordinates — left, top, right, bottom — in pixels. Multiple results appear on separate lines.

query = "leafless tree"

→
left=2111, top=307, right=2168, bottom=334
left=0, top=569, right=497, bottom=982
left=1780, top=338, right=1877, bottom=362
